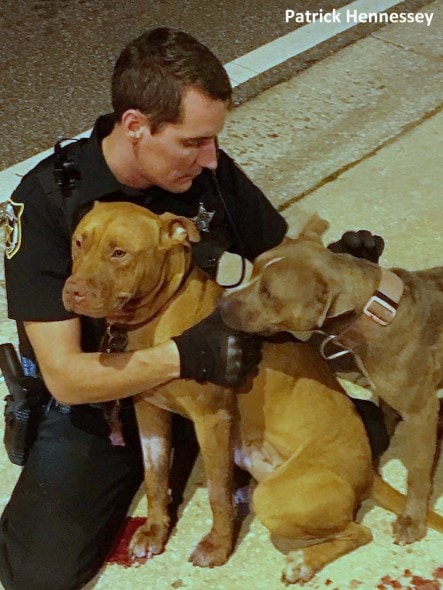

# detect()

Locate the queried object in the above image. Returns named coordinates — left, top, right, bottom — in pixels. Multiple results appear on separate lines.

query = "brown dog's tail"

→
left=369, top=474, right=443, bottom=533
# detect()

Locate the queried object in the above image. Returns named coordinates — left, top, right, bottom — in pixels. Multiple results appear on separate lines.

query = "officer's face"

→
left=132, top=87, right=228, bottom=192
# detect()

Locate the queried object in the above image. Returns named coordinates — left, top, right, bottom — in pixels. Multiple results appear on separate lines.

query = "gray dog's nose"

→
left=217, top=295, right=230, bottom=317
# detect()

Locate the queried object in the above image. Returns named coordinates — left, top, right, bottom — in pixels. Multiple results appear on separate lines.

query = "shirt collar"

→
left=77, top=113, right=148, bottom=204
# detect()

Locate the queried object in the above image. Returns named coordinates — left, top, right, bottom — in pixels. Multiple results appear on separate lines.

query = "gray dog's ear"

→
left=299, top=213, right=329, bottom=242
left=309, top=274, right=356, bottom=328
left=316, top=292, right=333, bottom=328
left=320, top=283, right=356, bottom=325
left=285, top=276, right=335, bottom=331
left=159, top=213, right=201, bottom=246
left=287, top=211, right=329, bottom=243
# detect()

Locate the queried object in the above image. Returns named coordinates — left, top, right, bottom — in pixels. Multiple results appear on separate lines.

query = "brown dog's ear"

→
left=159, top=212, right=201, bottom=247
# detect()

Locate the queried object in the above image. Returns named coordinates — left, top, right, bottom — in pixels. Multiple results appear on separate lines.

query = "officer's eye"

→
left=111, top=249, right=126, bottom=258
left=182, top=139, right=202, bottom=148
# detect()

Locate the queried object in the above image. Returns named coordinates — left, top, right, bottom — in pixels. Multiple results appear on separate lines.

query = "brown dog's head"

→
left=219, top=219, right=360, bottom=336
left=62, top=201, right=199, bottom=321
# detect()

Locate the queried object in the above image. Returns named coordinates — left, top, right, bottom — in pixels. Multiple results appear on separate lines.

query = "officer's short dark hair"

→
left=111, top=27, right=232, bottom=133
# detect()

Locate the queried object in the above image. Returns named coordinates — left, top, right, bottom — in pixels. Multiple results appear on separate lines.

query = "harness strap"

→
left=95, top=325, right=129, bottom=447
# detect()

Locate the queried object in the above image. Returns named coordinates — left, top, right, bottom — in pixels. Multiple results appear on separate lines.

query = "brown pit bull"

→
left=63, top=202, right=443, bottom=584
left=63, top=201, right=233, bottom=568
left=219, top=222, right=443, bottom=551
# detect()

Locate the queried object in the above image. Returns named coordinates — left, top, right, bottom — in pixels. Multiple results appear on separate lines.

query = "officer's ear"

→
left=159, top=212, right=201, bottom=247
left=121, top=109, right=150, bottom=142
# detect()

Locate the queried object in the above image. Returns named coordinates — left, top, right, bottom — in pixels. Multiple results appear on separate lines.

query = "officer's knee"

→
left=12, top=567, right=81, bottom=590
left=3, top=563, right=97, bottom=590
left=0, top=536, right=98, bottom=590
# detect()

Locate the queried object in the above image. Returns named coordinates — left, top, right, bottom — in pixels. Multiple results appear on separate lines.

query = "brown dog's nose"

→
left=62, top=277, right=97, bottom=311
left=72, top=290, right=86, bottom=303
left=64, top=280, right=87, bottom=302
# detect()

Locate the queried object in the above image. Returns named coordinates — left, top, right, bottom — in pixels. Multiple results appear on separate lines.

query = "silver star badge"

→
left=191, top=202, right=215, bottom=233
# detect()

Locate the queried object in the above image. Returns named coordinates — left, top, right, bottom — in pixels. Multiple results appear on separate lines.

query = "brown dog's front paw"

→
left=393, top=514, right=427, bottom=545
left=129, top=522, right=169, bottom=559
left=282, top=552, right=315, bottom=585
left=189, top=532, right=231, bottom=568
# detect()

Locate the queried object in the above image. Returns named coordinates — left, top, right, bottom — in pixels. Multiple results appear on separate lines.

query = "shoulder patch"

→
left=4, top=199, right=24, bottom=259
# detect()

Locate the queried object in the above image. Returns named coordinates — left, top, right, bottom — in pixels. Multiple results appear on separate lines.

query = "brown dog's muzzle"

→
left=62, top=274, right=131, bottom=318
left=63, top=276, right=89, bottom=309
left=63, top=275, right=100, bottom=315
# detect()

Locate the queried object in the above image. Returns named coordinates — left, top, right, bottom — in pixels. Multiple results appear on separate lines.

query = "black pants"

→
left=0, top=402, right=144, bottom=590
left=0, top=394, right=387, bottom=590
left=351, top=397, right=390, bottom=462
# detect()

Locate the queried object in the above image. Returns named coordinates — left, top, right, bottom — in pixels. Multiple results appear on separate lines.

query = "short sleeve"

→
left=5, top=174, right=74, bottom=322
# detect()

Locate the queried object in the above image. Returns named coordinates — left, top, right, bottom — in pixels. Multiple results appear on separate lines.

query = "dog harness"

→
left=320, top=268, right=404, bottom=363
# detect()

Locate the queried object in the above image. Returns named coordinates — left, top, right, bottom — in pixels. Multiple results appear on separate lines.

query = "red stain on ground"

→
left=106, top=516, right=147, bottom=567
left=376, top=568, right=443, bottom=590
left=105, top=520, right=443, bottom=587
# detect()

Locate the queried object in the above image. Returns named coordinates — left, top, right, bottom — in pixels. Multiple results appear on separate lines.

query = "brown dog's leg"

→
left=129, top=401, right=172, bottom=559
left=189, top=404, right=235, bottom=567
left=253, top=465, right=369, bottom=583
left=283, top=522, right=372, bottom=584
left=393, top=393, right=440, bottom=544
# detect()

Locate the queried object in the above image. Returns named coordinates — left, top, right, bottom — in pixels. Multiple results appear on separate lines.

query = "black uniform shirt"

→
left=5, top=114, right=287, bottom=349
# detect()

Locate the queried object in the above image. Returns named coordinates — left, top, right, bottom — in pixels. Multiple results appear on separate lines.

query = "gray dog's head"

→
left=219, top=226, right=365, bottom=337
left=219, top=239, right=333, bottom=335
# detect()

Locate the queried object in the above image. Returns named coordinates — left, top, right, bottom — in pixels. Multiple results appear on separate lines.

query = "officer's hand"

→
left=173, top=311, right=262, bottom=387
left=328, top=230, right=384, bottom=263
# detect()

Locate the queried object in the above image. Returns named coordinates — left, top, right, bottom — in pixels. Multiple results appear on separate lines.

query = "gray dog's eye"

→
left=259, top=282, right=272, bottom=300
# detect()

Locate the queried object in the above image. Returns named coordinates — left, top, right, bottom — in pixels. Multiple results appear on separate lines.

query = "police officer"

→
left=1, top=28, right=386, bottom=590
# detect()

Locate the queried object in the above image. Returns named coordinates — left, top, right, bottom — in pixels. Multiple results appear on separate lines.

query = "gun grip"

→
left=0, top=343, right=25, bottom=399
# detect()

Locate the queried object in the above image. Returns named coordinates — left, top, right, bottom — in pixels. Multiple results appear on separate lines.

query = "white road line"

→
left=225, top=0, right=403, bottom=84
left=0, top=0, right=402, bottom=200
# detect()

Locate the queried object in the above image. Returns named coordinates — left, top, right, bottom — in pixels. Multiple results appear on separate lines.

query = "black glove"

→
left=173, top=311, right=262, bottom=387
left=328, top=230, right=384, bottom=263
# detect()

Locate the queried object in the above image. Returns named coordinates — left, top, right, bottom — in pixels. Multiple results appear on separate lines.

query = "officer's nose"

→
left=196, top=139, right=218, bottom=170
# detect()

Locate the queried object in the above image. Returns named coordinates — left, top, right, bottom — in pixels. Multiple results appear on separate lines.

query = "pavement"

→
left=0, top=0, right=432, bottom=169
left=0, top=2, right=442, bottom=588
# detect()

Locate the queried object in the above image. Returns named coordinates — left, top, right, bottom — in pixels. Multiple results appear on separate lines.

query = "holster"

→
left=0, top=343, right=50, bottom=466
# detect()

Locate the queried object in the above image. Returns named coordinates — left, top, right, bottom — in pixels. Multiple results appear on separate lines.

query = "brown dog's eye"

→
left=74, top=238, right=82, bottom=249
left=111, top=249, right=126, bottom=258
